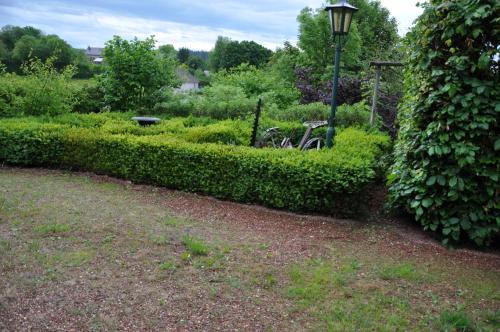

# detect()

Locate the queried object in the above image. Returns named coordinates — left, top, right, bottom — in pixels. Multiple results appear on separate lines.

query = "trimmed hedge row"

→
left=0, top=120, right=390, bottom=216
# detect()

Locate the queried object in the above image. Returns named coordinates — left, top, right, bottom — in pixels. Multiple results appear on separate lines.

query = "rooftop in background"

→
left=85, top=46, right=103, bottom=57
left=85, top=46, right=104, bottom=63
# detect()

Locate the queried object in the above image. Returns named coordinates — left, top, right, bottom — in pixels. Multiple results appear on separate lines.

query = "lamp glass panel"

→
left=343, top=11, right=353, bottom=33
left=333, top=10, right=342, bottom=33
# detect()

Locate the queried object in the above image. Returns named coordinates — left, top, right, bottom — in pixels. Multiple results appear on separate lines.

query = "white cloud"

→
left=0, top=0, right=425, bottom=50
left=1, top=2, right=299, bottom=50
left=379, top=0, right=425, bottom=34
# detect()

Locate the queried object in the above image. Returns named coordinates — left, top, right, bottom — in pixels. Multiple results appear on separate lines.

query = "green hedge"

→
left=388, top=0, right=499, bottom=246
left=0, top=119, right=390, bottom=216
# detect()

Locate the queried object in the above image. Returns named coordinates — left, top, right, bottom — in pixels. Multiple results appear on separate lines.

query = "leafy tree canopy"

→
left=297, top=0, right=399, bottom=76
left=177, top=47, right=190, bottom=64
left=99, top=35, right=179, bottom=112
left=209, top=36, right=272, bottom=72
left=0, top=25, right=95, bottom=77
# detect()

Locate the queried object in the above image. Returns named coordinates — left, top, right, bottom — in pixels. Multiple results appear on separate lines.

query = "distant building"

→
left=85, top=46, right=104, bottom=64
left=175, top=67, right=200, bottom=92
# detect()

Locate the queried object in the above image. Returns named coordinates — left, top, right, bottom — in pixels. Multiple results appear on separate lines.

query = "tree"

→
left=11, top=35, right=38, bottom=67
left=0, top=25, right=41, bottom=50
left=348, top=0, right=399, bottom=62
left=99, top=36, right=179, bottom=112
left=268, top=42, right=302, bottom=83
left=177, top=47, right=190, bottom=64
left=187, top=56, right=204, bottom=72
left=0, top=25, right=95, bottom=77
left=388, top=0, right=499, bottom=246
left=209, top=36, right=231, bottom=72
left=158, top=44, right=177, bottom=61
left=297, top=6, right=362, bottom=86
left=1, top=25, right=42, bottom=71
left=209, top=36, right=272, bottom=71
left=297, top=0, right=398, bottom=74
left=11, top=33, right=73, bottom=71
left=0, top=40, right=8, bottom=64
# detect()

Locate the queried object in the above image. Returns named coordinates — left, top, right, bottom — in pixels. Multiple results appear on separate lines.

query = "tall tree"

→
left=297, top=7, right=362, bottom=75
left=208, top=36, right=272, bottom=72
left=209, top=36, right=231, bottom=72
left=348, top=0, right=399, bottom=62
left=187, top=55, right=204, bottom=71
left=0, top=25, right=41, bottom=50
left=177, top=47, right=190, bottom=64
left=268, top=41, right=302, bottom=83
left=158, top=44, right=177, bottom=61
left=297, top=0, right=399, bottom=73
left=100, top=36, right=179, bottom=112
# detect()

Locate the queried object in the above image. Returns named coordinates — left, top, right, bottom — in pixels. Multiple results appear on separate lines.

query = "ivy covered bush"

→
left=388, top=0, right=499, bottom=246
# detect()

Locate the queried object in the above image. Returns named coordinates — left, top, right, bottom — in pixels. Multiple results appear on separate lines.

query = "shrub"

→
left=182, top=235, right=208, bottom=256
left=0, top=57, right=77, bottom=117
left=336, top=102, right=377, bottom=129
left=194, top=85, right=256, bottom=119
left=388, top=0, right=499, bottom=246
left=99, top=36, right=179, bottom=112
left=295, top=67, right=364, bottom=105
left=152, top=90, right=194, bottom=117
left=268, top=101, right=376, bottom=130
left=0, top=118, right=390, bottom=217
left=72, top=80, right=103, bottom=114
left=213, top=64, right=300, bottom=109
left=270, top=102, right=329, bottom=122
left=182, top=120, right=251, bottom=145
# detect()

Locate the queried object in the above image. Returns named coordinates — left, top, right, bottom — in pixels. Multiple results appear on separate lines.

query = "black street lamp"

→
left=324, top=0, right=358, bottom=148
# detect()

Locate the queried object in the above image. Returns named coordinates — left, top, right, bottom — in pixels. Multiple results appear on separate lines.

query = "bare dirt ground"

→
left=0, top=167, right=499, bottom=331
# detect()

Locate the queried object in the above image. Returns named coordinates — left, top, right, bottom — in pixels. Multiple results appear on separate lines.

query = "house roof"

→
left=85, top=46, right=103, bottom=57
left=176, top=67, right=199, bottom=84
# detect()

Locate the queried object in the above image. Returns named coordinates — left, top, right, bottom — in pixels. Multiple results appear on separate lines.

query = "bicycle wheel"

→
left=256, top=127, right=285, bottom=148
left=302, top=137, right=324, bottom=150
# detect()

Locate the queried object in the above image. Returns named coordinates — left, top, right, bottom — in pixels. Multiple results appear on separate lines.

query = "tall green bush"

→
left=194, top=85, right=256, bottom=119
left=99, top=36, right=178, bottom=112
left=213, top=64, right=300, bottom=109
left=0, top=57, right=76, bottom=117
left=388, top=0, right=499, bottom=246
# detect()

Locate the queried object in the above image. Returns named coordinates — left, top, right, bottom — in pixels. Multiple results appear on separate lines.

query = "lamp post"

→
left=324, top=1, right=358, bottom=148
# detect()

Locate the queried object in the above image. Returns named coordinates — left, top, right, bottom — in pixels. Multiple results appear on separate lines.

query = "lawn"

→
left=0, top=167, right=499, bottom=331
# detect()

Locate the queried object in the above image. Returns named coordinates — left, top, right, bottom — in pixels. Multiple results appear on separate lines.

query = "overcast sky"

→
left=0, top=0, right=424, bottom=51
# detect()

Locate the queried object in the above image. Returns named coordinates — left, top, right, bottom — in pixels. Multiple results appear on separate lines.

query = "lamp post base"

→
left=326, top=126, right=335, bottom=148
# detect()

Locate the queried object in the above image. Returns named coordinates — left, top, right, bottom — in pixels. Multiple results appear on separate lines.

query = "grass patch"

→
left=378, top=262, right=427, bottom=282
left=482, top=310, right=500, bottom=330
left=182, top=235, right=208, bottom=256
left=0, top=238, right=12, bottom=251
left=286, top=258, right=425, bottom=330
left=62, top=249, right=95, bottom=267
left=151, top=235, right=169, bottom=246
left=158, top=261, right=177, bottom=271
left=437, top=307, right=475, bottom=332
left=33, top=222, right=71, bottom=236
left=161, top=216, right=182, bottom=227
left=0, top=169, right=498, bottom=331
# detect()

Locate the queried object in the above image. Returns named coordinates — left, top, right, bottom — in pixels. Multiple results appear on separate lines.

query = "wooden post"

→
left=370, top=66, right=381, bottom=127
left=368, top=61, right=404, bottom=127
left=250, top=98, right=262, bottom=147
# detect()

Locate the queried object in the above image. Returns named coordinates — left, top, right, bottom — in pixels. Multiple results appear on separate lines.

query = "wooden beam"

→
left=369, top=61, right=404, bottom=67
left=370, top=67, right=382, bottom=127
